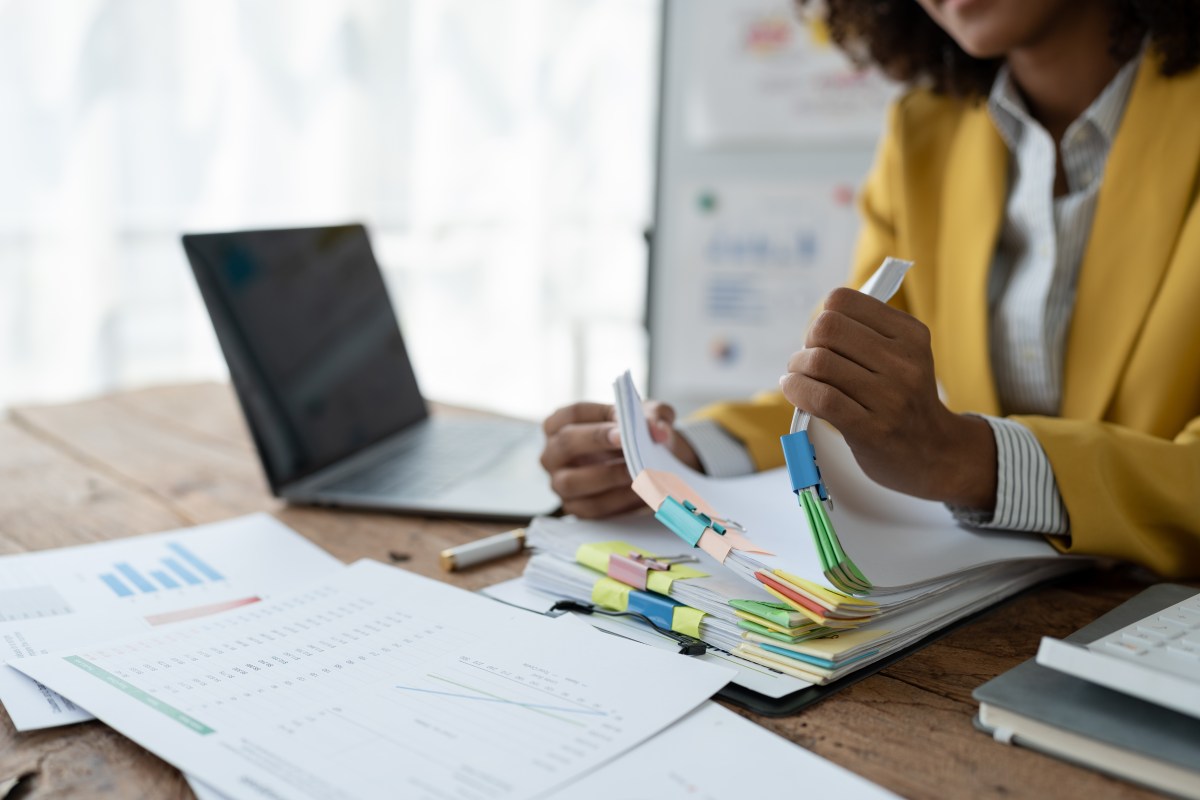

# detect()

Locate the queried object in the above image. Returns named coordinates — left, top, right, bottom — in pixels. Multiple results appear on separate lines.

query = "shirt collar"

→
left=987, top=51, right=1142, bottom=154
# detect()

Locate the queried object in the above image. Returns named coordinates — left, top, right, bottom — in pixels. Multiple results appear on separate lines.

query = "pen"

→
left=440, top=528, right=526, bottom=571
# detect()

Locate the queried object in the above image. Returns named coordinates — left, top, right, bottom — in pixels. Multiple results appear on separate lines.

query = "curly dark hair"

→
left=797, top=0, right=1200, bottom=97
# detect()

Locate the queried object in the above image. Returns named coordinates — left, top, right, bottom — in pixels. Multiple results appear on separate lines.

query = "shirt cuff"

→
left=676, top=419, right=756, bottom=478
left=950, top=416, right=1070, bottom=536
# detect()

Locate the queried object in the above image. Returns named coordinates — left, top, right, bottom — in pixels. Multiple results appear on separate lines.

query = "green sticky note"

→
left=729, top=599, right=805, bottom=628
left=800, top=492, right=836, bottom=570
left=738, top=619, right=801, bottom=642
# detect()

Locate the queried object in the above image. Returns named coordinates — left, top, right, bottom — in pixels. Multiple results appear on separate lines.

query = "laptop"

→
left=183, top=224, right=560, bottom=521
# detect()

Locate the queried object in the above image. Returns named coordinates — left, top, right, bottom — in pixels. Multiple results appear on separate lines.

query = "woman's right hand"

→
left=540, top=400, right=700, bottom=518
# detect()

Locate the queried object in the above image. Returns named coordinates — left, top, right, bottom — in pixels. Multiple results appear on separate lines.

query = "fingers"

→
left=803, top=309, right=893, bottom=375
left=562, top=487, right=645, bottom=519
left=552, top=457, right=643, bottom=518
left=779, top=371, right=869, bottom=432
left=644, top=401, right=676, bottom=426
left=643, top=401, right=677, bottom=444
left=821, top=287, right=930, bottom=346
left=809, top=289, right=931, bottom=369
left=540, top=402, right=629, bottom=518
left=539, top=420, right=621, bottom=472
left=542, top=402, right=616, bottom=437
left=540, top=400, right=676, bottom=518
left=549, top=459, right=642, bottom=518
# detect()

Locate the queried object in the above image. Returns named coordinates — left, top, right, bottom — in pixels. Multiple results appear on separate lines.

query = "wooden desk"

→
left=0, top=383, right=1176, bottom=799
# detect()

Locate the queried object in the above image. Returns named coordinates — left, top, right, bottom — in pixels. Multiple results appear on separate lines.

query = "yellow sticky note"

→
left=591, top=577, right=630, bottom=612
left=760, top=584, right=828, bottom=626
left=790, top=627, right=890, bottom=657
left=575, top=541, right=706, bottom=595
left=646, top=562, right=707, bottom=594
left=671, top=606, right=706, bottom=638
left=736, top=645, right=829, bottom=684
left=575, top=541, right=652, bottom=575
left=772, top=569, right=877, bottom=608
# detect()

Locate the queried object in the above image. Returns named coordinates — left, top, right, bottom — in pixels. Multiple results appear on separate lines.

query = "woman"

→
left=540, top=0, right=1200, bottom=577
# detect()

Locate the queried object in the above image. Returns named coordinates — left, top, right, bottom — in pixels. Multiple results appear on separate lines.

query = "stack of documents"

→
left=519, top=373, right=1092, bottom=690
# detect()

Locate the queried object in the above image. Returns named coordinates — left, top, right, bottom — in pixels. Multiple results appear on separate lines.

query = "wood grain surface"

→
left=0, top=383, right=1183, bottom=799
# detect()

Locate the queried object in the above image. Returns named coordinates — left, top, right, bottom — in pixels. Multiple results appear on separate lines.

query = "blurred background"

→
left=0, top=0, right=891, bottom=419
left=0, top=0, right=656, bottom=418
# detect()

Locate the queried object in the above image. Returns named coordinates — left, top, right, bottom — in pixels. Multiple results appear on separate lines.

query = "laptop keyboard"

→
left=324, top=421, right=532, bottom=499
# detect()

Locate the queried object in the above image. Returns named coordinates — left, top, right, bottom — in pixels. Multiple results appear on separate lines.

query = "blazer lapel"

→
left=1061, top=57, right=1200, bottom=420
left=936, top=103, right=1007, bottom=417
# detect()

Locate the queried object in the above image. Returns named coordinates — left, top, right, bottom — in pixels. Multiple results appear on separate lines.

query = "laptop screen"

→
left=184, top=224, right=427, bottom=491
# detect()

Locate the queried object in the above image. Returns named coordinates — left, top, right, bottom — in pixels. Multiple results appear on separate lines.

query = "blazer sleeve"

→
left=1015, top=413, right=1200, bottom=578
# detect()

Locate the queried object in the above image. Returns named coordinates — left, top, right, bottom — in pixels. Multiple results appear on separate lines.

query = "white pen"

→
left=440, top=528, right=526, bottom=572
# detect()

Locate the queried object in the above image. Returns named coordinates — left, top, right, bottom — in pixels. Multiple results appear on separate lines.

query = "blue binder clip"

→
left=780, top=429, right=829, bottom=502
left=655, top=497, right=725, bottom=548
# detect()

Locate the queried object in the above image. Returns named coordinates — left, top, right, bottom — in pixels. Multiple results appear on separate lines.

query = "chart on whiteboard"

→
left=655, top=180, right=860, bottom=399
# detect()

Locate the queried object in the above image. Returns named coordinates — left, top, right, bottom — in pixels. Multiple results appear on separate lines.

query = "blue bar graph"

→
left=99, top=543, right=226, bottom=598
left=115, top=563, right=157, bottom=593
left=167, top=543, right=224, bottom=581
left=150, top=570, right=180, bottom=590
left=100, top=573, right=134, bottom=598
left=162, top=557, right=201, bottom=586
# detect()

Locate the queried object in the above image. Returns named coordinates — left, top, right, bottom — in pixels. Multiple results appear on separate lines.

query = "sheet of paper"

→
left=188, top=701, right=900, bottom=800
left=558, top=701, right=900, bottom=798
left=616, top=372, right=1071, bottom=592
left=15, top=560, right=735, bottom=800
left=0, top=513, right=342, bottom=730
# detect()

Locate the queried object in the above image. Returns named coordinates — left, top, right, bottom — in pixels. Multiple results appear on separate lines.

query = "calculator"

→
left=1036, top=589, right=1200, bottom=720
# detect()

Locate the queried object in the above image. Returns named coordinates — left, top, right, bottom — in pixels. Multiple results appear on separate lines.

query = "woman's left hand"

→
left=779, top=287, right=997, bottom=510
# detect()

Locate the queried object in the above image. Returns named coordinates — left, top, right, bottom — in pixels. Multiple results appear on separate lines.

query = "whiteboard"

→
left=648, top=0, right=895, bottom=413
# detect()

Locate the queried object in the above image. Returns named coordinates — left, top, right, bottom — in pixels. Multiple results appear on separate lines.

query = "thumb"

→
left=643, top=401, right=677, bottom=444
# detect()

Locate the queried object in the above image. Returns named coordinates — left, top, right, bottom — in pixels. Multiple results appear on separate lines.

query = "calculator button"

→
left=1159, top=610, right=1200, bottom=628
left=1181, top=632, right=1200, bottom=648
left=1136, top=621, right=1182, bottom=639
left=1122, top=630, right=1164, bottom=646
left=1105, top=639, right=1146, bottom=656
left=1166, top=638, right=1199, bottom=652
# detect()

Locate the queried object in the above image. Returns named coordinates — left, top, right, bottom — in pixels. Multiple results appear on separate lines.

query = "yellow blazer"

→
left=695, top=53, right=1200, bottom=578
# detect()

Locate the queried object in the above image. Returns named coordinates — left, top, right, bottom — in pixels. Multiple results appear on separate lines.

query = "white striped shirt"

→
left=680, top=55, right=1142, bottom=534
left=966, top=56, right=1140, bottom=534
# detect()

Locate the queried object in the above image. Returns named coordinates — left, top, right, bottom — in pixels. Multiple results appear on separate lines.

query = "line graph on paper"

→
left=380, top=654, right=629, bottom=772
left=395, top=673, right=609, bottom=724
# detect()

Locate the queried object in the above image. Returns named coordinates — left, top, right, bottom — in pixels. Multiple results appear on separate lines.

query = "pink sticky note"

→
left=632, top=469, right=722, bottom=517
left=721, top=529, right=775, bottom=557
left=697, top=529, right=734, bottom=563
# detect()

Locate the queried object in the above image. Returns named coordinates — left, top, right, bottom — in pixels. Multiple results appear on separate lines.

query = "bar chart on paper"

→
left=0, top=514, right=343, bottom=731
left=14, top=560, right=733, bottom=800
left=98, top=542, right=225, bottom=598
left=0, top=516, right=334, bottom=621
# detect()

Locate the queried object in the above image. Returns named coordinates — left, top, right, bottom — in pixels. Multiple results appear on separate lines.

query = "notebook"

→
left=974, top=584, right=1200, bottom=798
left=184, top=224, right=559, bottom=521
